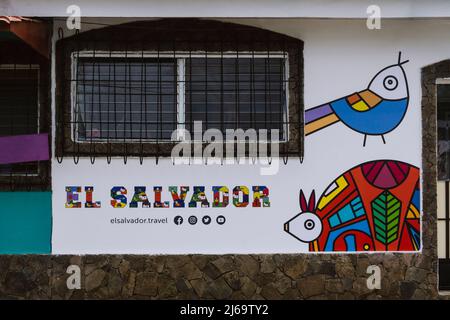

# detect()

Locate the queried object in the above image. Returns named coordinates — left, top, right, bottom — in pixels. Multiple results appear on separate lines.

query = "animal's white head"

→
left=284, top=190, right=322, bottom=243
left=368, top=52, right=409, bottom=101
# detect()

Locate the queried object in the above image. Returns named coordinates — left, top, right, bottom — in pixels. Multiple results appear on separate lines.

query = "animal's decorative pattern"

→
left=305, top=53, right=409, bottom=146
left=284, top=160, right=420, bottom=252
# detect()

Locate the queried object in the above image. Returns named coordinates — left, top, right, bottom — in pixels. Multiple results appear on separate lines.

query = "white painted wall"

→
left=51, top=18, right=450, bottom=254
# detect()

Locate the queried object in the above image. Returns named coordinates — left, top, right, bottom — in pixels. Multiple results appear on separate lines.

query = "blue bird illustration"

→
left=305, top=52, right=409, bottom=146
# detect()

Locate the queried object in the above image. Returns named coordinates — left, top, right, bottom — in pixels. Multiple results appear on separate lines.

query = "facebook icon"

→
left=174, top=216, right=183, bottom=225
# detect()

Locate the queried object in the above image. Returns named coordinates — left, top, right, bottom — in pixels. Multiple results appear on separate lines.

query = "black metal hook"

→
left=106, top=143, right=112, bottom=164
left=58, top=27, right=64, bottom=40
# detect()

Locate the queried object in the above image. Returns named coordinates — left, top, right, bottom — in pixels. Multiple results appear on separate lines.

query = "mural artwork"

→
left=284, top=160, right=421, bottom=252
left=51, top=53, right=421, bottom=254
left=305, top=53, right=410, bottom=146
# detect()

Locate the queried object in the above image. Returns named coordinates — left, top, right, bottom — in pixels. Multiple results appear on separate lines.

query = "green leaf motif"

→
left=371, top=191, right=401, bottom=245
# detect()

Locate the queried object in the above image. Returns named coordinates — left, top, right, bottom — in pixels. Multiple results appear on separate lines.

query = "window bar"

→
left=89, top=44, right=97, bottom=164
left=56, top=28, right=65, bottom=163
left=297, top=43, right=304, bottom=162
left=250, top=41, right=256, bottom=164
left=156, top=43, right=162, bottom=164
left=128, top=47, right=134, bottom=161
left=38, top=64, right=45, bottom=187
left=7, top=79, right=13, bottom=189
left=9, top=62, right=16, bottom=136
left=220, top=36, right=224, bottom=165
left=26, top=57, right=32, bottom=187
left=95, top=46, right=102, bottom=164
left=123, top=46, right=129, bottom=164
left=73, top=37, right=81, bottom=164
left=8, top=60, right=16, bottom=189
left=26, top=50, right=33, bottom=190
left=235, top=39, right=240, bottom=162
left=177, top=57, right=185, bottom=142
left=204, top=39, right=208, bottom=151
left=37, top=60, right=45, bottom=189
left=55, top=27, right=66, bottom=163
left=281, top=41, right=288, bottom=164
left=106, top=46, right=113, bottom=164
left=172, top=40, right=186, bottom=148
left=172, top=40, right=176, bottom=147
left=264, top=50, right=269, bottom=148
left=267, top=48, right=272, bottom=163
left=189, top=45, right=193, bottom=161
left=10, top=61, right=15, bottom=187
left=112, top=47, right=118, bottom=161
left=139, top=45, right=145, bottom=165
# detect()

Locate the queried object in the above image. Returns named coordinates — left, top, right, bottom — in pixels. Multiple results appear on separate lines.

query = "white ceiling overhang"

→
left=2, top=0, right=450, bottom=19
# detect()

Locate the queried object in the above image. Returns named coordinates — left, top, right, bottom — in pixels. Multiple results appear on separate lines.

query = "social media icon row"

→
left=174, top=215, right=226, bottom=225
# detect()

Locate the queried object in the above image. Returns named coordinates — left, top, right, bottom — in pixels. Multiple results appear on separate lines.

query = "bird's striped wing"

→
left=304, top=89, right=383, bottom=136
left=304, top=104, right=340, bottom=136
left=346, top=89, right=382, bottom=112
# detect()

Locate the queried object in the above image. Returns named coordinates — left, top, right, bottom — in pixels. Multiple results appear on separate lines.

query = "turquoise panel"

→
left=351, top=197, right=366, bottom=217
left=0, top=192, right=52, bottom=254
left=328, top=214, right=340, bottom=228
left=338, top=204, right=355, bottom=223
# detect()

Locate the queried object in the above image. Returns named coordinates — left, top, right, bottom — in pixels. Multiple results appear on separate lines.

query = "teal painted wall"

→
left=0, top=192, right=52, bottom=254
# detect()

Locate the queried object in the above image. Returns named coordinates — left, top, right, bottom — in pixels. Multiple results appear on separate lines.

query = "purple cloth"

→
left=0, top=133, right=49, bottom=165
left=305, top=104, right=333, bottom=123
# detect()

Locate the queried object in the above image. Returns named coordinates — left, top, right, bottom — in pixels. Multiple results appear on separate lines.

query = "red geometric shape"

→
left=362, top=161, right=384, bottom=184
left=373, top=163, right=398, bottom=188
left=362, top=160, right=409, bottom=189
left=388, top=161, right=410, bottom=182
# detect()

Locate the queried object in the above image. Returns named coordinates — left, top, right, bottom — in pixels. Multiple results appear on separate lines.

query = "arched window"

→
left=55, top=19, right=304, bottom=161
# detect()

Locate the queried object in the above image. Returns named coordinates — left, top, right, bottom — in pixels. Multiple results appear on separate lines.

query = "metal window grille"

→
left=184, top=55, right=288, bottom=141
left=74, top=56, right=177, bottom=142
left=0, top=37, right=50, bottom=191
left=72, top=53, right=288, bottom=142
left=56, top=19, right=304, bottom=163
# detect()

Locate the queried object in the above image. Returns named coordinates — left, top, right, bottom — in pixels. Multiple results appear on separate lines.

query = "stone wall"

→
left=0, top=61, right=445, bottom=300
left=0, top=253, right=440, bottom=299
